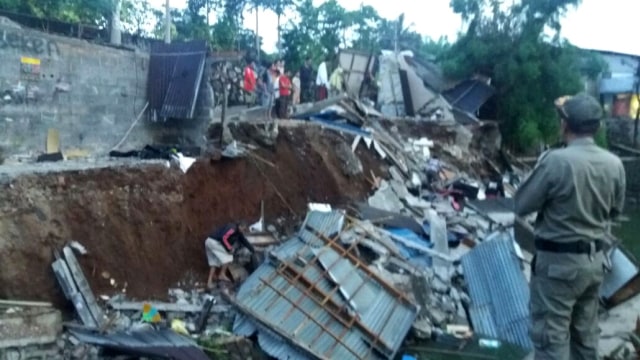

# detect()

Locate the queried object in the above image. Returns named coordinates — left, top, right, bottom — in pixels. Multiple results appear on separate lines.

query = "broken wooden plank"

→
left=108, top=301, right=230, bottom=313
left=0, top=299, right=53, bottom=308
left=62, top=246, right=104, bottom=327
left=51, top=259, right=98, bottom=328
left=611, top=143, right=640, bottom=156
left=245, top=233, right=280, bottom=246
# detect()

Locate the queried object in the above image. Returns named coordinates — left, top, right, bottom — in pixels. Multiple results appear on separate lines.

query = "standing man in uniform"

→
left=515, top=93, right=626, bottom=360
left=204, top=222, right=256, bottom=289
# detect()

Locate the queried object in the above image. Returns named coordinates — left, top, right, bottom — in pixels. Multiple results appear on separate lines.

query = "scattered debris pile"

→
left=3, top=45, right=640, bottom=360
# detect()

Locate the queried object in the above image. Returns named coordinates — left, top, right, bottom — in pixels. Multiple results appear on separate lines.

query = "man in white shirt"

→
left=316, top=59, right=329, bottom=101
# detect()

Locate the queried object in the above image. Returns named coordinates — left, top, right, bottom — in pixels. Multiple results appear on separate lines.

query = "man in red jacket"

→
left=278, top=70, right=292, bottom=118
left=243, top=60, right=257, bottom=105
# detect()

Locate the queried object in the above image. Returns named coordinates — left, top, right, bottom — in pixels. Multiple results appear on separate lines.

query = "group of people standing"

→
left=242, top=59, right=295, bottom=118
left=242, top=56, right=347, bottom=119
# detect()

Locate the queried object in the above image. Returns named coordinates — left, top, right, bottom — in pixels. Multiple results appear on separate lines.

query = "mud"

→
left=0, top=127, right=383, bottom=305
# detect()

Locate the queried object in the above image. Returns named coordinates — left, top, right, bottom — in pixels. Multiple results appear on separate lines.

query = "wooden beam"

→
left=611, top=143, right=640, bottom=156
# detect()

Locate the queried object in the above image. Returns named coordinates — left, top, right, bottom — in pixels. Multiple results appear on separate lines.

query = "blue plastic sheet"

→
left=386, top=227, right=433, bottom=268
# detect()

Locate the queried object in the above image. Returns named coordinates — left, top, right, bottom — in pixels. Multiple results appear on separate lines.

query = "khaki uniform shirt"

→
left=514, top=137, right=626, bottom=243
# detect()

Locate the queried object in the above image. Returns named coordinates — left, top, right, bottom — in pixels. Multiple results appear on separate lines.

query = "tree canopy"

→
left=442, top=0, right=606, bottom=151
left=0, top=0, right=606, bottom=152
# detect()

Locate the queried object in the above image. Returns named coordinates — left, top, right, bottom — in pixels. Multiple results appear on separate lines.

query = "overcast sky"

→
left=148, top=0, right=640, bottom=56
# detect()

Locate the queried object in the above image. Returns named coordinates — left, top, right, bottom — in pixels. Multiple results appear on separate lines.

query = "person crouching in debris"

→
left=484, top=175, right=505, bottom=199
left=205, top=222, right=255, bottom=289
left=515, top=93, right=625, bottom=360
left=425, top=156, right=443, bottom=185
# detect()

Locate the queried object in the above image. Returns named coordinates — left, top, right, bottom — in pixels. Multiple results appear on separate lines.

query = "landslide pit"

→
left=0, top=120, right=491, bottom=306
left=0, top=125, right=384, bottom=305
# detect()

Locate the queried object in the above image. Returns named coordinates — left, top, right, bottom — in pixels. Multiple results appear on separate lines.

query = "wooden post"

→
left=220, top=84, right=228, bottom=148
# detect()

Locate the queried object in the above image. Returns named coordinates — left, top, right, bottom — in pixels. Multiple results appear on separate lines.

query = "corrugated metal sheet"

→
left=339, top=50, right=375, bottom=97
left=600, top=76, right=637, bottom=94
left=233, top=210, right=417, bottom=360
left=443, top=80, right=495, bottom=114
left=68, top=327, right=208, bottom=360
left=148, top=41, right=207, bottom=119
left=461, top=238, right=533, bottom=351
left=601, top=247, right=640, bottom=299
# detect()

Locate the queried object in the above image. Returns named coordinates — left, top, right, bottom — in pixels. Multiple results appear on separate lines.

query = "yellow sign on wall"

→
left=20, top=57, right=40, bottom=65
left=20, top=57, right=41, bottom=80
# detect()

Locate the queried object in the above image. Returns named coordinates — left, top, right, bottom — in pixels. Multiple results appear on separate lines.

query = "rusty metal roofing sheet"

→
left=233, top=210, right=417, bottom=360
left=148, top=40, right=207, bottom=119
left=461, top=237, right=533, bottom=351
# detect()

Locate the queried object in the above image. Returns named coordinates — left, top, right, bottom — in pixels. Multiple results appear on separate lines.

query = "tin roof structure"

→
left=461, top=236, right=533, bottom=351
left=232, top=210, right=418, bottom=360
left=68, top=327, right=209, bottom=360
left=148, top=40, right=207, bottom=119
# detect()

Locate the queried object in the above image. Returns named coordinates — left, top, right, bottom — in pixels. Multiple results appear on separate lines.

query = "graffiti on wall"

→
left=1, top=81, right=43, bottom=105
left=0, top=29, right=60, bottom=57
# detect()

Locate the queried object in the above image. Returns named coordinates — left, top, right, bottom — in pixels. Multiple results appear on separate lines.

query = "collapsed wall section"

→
left=0, top=18, right=150, bottom=158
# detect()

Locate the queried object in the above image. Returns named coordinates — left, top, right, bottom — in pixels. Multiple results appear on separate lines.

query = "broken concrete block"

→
left=412, top=317, right=433, bottom=339
left=0, top=308, right=62, bottom=348
left=429, top=209, right=451, bottom=279
left=410, top=274, right=432, bottom=318
left=425, top=305, right=449, bottom=326
left=430, top=275, right=450, bottom=294
left=335, top=141, right=363, bottom=176
left=368, top=181, right=404, bottom=213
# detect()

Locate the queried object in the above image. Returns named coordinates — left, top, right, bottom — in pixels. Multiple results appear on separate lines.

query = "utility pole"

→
left=255, top=6, right=260, bottom=62
left=164, top=0, right=171, bottom=44
left=394, top=20, right=398, bottom=54
left=110, top=0, right=122, bottom=45
left=206, top=0, right=210, bottom=28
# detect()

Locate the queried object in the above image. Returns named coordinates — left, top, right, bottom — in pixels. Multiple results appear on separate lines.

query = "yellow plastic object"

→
left=171, top=319, right=189, bottom=335
left=46, top=129, right=60, bottom=154
left=630, top=94, right=639, bottom=119
left=142, top=303, right=161, bottom=323
left=64, top=149, right=90, bottom=159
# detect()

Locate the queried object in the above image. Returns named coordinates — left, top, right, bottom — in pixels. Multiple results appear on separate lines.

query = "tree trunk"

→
left=277, top=12, right=281, bottom=56
left=110, top=0, right=122, bottom=45
left=255, top=7, right=260, bottom=61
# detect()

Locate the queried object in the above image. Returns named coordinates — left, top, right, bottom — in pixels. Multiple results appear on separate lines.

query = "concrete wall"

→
left=0, top=19, right=152, bottom=159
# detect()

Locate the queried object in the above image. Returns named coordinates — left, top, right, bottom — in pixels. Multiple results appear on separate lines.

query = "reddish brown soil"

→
left=0, top=127, right=383, bottom=305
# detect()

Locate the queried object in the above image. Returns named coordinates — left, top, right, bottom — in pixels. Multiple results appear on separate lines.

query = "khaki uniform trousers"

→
left=530, top=250, right=605, bottom=360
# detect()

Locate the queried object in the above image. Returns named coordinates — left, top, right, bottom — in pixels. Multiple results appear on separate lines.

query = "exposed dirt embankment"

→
left=0, top=127, right=383, bottom=305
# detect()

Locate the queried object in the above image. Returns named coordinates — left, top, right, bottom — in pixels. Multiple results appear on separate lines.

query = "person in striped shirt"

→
left=205, top=222, right=255, bottom=288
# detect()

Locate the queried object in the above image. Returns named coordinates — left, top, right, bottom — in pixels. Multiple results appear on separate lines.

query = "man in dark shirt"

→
left=299, top=57, right=313, bottom=103
left=204, top=222, right=255, bottom=288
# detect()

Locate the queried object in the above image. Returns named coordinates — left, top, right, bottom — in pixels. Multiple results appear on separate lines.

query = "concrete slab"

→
left=0, top=308, right=62, bottom=348
left=599, top=293, right=640, bottom=357
left=0, top=158, right=167, bottom=181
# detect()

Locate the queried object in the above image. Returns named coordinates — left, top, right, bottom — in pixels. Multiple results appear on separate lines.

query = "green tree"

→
left=121, top=0, right=153, bottom=36
left=442, top=0, right=604, bottom=152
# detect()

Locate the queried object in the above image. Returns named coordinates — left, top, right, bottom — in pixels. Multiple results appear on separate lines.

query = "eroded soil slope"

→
left=0, top=127, right=383, bottom=305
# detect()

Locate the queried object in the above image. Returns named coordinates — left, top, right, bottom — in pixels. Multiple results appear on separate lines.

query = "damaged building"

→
left=0, top=13, right=639, bottom=360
